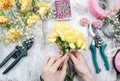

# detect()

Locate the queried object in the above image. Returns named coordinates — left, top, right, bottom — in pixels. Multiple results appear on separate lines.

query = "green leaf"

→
left=0, top=11, right=5, bottom=16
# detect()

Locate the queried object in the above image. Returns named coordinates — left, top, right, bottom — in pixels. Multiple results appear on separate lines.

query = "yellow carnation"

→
left=0, top=16, right=9, bottom=27
left=48, top=38, right=56, bottom=44
left=69, top=43, right=76, bottom=49
left=48, top=32, right=59, bottom=43
left=53, top=22, right=84, bottom=43
left=81, top=42, right=88, bottom=50
left=27, top=15, right=40, bottom=27
left=37, top=3, right=50, bottom=16
left=8, top=28, right=22, bottom=43
left=19, top=0, right=32, bottom=12
left=76, top=39, right=88, bottom=50
left=51, top=21, right=88, bottom=50
left=0, top=0, right=15, bottom=10
left=49, top=32, right=59, bottom=39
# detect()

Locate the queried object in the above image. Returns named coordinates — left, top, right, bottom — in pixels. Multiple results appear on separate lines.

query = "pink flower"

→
left=80, top=18, right=89, bottom=27
left=92, top=20, right=102, bottom=29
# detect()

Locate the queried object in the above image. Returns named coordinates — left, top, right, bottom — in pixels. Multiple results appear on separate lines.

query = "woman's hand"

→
left=70, top=51, right=96, bottom=81
left=41, top=54, right=68, bottom=81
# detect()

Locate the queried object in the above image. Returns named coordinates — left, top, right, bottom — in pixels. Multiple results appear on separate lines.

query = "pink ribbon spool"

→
left=89, top=0, right=120, bottom=20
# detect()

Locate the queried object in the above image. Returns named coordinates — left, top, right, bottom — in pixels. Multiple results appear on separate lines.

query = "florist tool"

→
left=0, top=38, right=34, bottom=74
left=55, top=0, right=71, bottom=20
left=89, top=24, right=110, bottom=73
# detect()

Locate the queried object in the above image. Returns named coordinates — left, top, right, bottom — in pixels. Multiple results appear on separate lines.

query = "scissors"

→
left=89, top=24, right=110, bottom=73
left=0, top=38, right=34, bottom=74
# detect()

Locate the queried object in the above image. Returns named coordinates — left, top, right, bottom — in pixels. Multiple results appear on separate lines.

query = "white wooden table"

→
left=0, top=0, right=119, bottom=81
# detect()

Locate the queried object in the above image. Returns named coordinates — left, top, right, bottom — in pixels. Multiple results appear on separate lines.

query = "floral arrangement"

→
left=48, top=21, right=88, bottom=81
left=0, top=0, right=56, bottom=45
left=48, top=21, right=88, bottom=54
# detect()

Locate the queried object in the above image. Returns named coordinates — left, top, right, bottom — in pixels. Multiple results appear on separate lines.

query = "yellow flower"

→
left=0, top=0, right=15, bottom=10
left=81, top=42, right=88, bottom=50
left=53, top=21, right=85, bottom=43
left=48, top=32, right=59, bottom=43
left=49, top=32, right=59, bottom=39
left=19, top=0, right=32, bottom=12
left=37, top=3, right=50, bottom=16
left=69, top=43, right=76, bottom=49
left=49, top=21, right=88, bottom=50
left=76, top=39, right=88, bottom=50
left=0, top=16, right=9, bottom=27
left=8, top=28, right=22, bottom=43
left=48, top=38, right=56, bottom=44
left=27, top=15, right=40, bottom=27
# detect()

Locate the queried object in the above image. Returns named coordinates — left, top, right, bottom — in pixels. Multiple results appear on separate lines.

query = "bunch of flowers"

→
left=48, top=21, right=88, bottom=81
left=48, top=22, right=88, bottom=54
left=0, top=0, right=56, bottom=45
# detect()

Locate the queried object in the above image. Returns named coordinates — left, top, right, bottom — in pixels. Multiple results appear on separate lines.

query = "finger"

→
left=58, top=50, right=62, bottom=56
left=45, top=57, right=57, bottom=69
left=58, top=47, right=63, bottom=56
left=73, top=51, right=83, bottom=60
left=70, top=54, right=79, bottom=64
left=61, top=57, right=69, bottom=74
left=43, top=57, right=50, bottom=67
left=52, top=54, right=68, bottom=71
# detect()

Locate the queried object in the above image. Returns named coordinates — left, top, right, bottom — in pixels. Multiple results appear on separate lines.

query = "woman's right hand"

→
left=70, top=51, right=96, bottom=81
left=41, top=54, right=68, bottom=81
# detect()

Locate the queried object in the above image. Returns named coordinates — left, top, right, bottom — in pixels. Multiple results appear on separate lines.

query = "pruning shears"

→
left=0, top=38, right=34, bottom=74
left=89, top=24, right=110, bottom=73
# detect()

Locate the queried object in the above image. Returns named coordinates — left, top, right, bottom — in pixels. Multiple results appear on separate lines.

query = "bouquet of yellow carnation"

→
left=0, top=16, right=9, bottom=27
left=0, top=0, right=15, bottom=10
left=8, top=28, right=22, bottom=43
left=48, top=21, right=88, bottom=54
left=37, top=3, right=50, bottom=16
left=19, top=0, right=32, bottom=12
left=48, top=21, right=88, bottom=81
left=27, top=15, right=40, bottom=27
